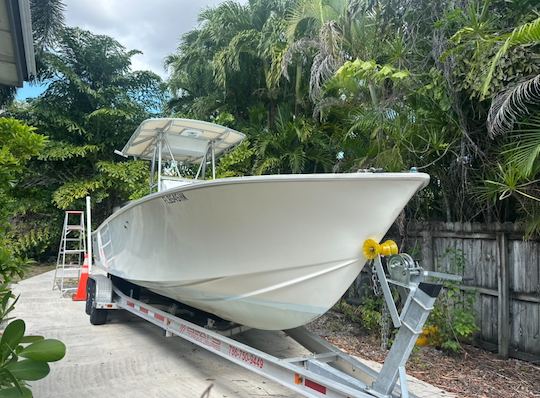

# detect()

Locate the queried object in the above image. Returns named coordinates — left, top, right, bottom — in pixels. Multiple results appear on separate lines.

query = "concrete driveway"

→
left=12, top=271, right=453, bottom=398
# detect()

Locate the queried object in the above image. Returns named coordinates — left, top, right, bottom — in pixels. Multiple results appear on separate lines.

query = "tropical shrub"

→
left=0, top=118, right=66, bottom=396
left=424, top=249, right=478, bottom=353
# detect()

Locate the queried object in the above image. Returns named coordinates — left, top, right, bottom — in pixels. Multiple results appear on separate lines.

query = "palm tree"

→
left=252, top=109, right=333, bottom=174
left=484, top=17, right=540, bottom=175
left=478, top=17, right=540, bottom=233
left=166, top=0, right=295, bottom=126
left=282, top=0, right=365, bottom=101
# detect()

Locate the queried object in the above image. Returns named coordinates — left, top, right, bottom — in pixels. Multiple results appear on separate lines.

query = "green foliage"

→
left=482, top=17, right=540, bottom=96
left=0, top=284, right=18, bottom=323
left=0, top=119, right=66, bottom=397
left=97, top=161, right=149, bottom=201
left=426, top=249, right=478, bottom=353
left=0, top=118, right=46, bottom=277
left=30, top=0, right=65, bottom=50
left=0, top=319, right=66, bottom=396
left=0, top=119, right=46, bottom=185
left=216, top=141, right=255, bottom=178
left=358, top=297, right=384, bottom=332
left=4, top=27, right=164, bottom=259
left=9, top=228, right=53, bottom=260
left=38, top=142, right=99, bottom=161
left=252, top=112, right=333, bottom=174
left=51, top=161, right=149, bottom=210
left=162, top=0, right=540, bottom=228
left=52, top=179, right=103, bottom=210
left=504, top=114, right=540, bottom=179
left=334, top=59, right=410, bottom=87
left=335, top=297, right=383, bottom=332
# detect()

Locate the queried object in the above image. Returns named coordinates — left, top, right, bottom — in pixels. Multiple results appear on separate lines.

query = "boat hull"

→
left=93, top=173, right=429, bottom=330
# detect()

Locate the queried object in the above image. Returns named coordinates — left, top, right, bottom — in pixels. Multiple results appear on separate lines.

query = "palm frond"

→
left=212, top=29, right=260, bottom=89
left=285, top=0, right=321, bottom=40
left=504, top=114, right=540, bottom=177
left=308, top=21, right=345, bottom=100
left=482, top=17, right=540, bottom=96
left=281, top=38, right=319, bottom=80
left=487, top=74, right=540, bottom=136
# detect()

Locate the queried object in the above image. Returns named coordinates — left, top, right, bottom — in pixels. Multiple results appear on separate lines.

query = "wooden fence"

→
left=399, top=222, right=540, bottom=362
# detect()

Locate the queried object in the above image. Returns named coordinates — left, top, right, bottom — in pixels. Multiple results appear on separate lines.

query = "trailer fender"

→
left=90, top=274, right=114, bottom=305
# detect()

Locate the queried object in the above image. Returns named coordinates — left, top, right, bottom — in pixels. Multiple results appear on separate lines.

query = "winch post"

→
left=373, top=256, right=401, bottom=328
left=371, top=282, right=442, bottom=396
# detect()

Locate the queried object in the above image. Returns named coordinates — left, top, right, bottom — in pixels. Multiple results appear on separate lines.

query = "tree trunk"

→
left=295, top=64, right=302, bottom=116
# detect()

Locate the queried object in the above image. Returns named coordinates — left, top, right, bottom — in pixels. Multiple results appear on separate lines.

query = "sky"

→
left=17, top=0, right=228, bottom=100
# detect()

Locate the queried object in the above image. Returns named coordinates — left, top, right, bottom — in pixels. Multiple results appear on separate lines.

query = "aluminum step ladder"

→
left=53, top=210, right=86, bottom=294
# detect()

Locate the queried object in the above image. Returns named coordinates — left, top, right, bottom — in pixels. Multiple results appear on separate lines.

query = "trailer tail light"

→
left=294, top=373, right=302, bottom=384
left=305, top=379, right=326, bottom=394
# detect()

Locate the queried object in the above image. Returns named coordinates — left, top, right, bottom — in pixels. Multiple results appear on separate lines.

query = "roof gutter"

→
left=5, top=0, right=36, bottom=86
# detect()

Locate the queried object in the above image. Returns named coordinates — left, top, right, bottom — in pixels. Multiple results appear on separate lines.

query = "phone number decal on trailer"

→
left=228, top=346, right=264, bottom=369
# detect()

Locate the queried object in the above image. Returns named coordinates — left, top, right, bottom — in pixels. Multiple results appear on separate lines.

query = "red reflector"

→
left=140, top=307, right=148, bottom=314
left=154, top=313, right=165, bottom=321
left=127, top=301, right=134, bottom=308
left=305, top=379, right=326, bottom=394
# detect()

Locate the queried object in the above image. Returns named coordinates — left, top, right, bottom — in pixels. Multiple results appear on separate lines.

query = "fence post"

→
left=497, top=231, right=509, bottom=358
left=421, top=229, right=433, bottom=269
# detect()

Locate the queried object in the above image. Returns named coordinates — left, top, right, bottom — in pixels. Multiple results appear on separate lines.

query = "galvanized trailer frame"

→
left=86, top=253, right=452, bottom=398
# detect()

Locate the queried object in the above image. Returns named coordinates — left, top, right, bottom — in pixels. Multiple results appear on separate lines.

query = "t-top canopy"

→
left=120, top=118, right=246, bottom=163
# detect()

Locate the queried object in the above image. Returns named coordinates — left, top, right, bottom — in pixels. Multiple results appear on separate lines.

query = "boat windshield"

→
left=118, top=118, right=245, bottom=192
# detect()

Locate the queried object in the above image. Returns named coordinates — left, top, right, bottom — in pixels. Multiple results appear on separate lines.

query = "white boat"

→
left=92, top=118, right=429, bottom=330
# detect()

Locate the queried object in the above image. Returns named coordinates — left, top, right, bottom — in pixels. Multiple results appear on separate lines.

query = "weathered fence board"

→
left=384, top=222, right=540, bottom=362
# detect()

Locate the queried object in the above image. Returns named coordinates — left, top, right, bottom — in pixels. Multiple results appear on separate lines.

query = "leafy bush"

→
left=336, top=297, right=383, bottom=332
left=424, top=249, right=478, bottom=353
left=0, top=118, right=66, bottom=396
left=0, top=296, right=66, bottom=397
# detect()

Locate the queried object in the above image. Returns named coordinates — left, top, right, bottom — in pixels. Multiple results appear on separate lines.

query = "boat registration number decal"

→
left=162, top=192, right=188, bottom=204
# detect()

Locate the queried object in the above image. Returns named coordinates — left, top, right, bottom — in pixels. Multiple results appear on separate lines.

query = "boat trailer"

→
left=86, top=241, right=459, bottom=398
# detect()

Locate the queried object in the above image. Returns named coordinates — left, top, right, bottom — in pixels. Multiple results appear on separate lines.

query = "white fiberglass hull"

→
left=93, top=173, right=429, bottom=330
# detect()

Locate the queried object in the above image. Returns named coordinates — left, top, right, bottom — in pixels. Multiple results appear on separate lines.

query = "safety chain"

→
left=370, top=260, right=390, bottom=350
left=370, top=261, right=381, bottom=296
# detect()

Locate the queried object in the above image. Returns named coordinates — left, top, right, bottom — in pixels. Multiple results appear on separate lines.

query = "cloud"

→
left=64, top=0, right=226, bottom=79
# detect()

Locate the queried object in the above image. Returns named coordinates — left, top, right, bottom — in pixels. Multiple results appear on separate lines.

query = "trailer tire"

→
left=87, top=277, right=108, bottom=325
left=85, top=278, right=95, bottom=315
left=89, top=306, right=108, bottom=325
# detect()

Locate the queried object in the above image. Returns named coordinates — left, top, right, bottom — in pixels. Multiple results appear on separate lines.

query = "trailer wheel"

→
left=89, top=306, right=108, bottom=325
left=87, top=277, right=108, bottom=325
left=85, top=278, right=95, bottom=315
